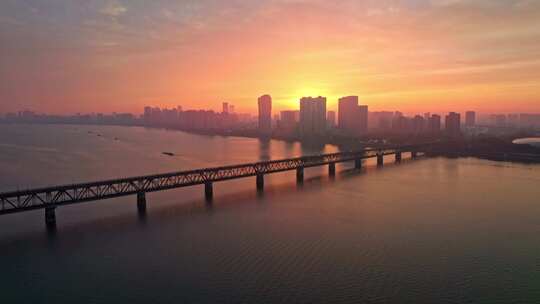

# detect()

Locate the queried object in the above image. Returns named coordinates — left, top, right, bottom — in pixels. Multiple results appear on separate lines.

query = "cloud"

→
left=100, top=1, right=127, bottom=17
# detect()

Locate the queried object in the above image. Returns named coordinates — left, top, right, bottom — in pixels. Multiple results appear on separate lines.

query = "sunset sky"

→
left=1, top=0, right=540, bottom=115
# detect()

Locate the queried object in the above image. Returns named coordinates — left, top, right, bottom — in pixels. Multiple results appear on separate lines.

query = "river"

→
left=1, top=124, right=539, bottom=303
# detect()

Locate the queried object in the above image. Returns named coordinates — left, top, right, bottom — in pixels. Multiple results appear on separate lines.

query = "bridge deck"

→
left=0, top=146, right=424, bottom=215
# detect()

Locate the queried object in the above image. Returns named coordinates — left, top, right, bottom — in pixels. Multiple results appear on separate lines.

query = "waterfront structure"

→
left=445, top=112, right=461, bottom=137
left=465, top=111, right=476, bottom=127
left=258, top=95, right=272, bottom=135
left=299, top=96, right=326, bottom=136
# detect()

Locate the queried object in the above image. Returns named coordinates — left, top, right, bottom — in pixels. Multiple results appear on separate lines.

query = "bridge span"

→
left=0, top=144, right=431, bottom=228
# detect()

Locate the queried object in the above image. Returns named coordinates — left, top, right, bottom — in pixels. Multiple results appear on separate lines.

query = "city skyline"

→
left=2, top=1, right=540, bottom=114
left=2, top=2, right=540, bottom=303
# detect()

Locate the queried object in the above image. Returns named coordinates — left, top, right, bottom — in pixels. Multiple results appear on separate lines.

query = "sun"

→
left=273, top=84, right=340, bottom=111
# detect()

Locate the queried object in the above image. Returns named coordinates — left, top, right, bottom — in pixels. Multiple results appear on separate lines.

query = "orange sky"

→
left=1, top=0, right=540, bottom=115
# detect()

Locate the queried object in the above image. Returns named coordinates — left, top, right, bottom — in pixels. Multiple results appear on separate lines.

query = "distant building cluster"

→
left=487, top=113, right=540, bottom=128
left=2, top=97, right=540, bottom=140
left=0, top=110, right=138, bottom=125
left=143, top=103, right=255, bottom=131
left=265, top=95, right=499, bottom=139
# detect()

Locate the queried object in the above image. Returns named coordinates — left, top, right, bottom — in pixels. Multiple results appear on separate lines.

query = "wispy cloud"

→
left=0, top=0, right=539, bottom=113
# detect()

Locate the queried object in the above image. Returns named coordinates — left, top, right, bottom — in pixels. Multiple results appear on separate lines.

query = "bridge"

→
left=0, top=144, right=432, bottom=228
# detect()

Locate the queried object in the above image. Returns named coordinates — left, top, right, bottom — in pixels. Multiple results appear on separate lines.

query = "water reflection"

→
left=258, top=138, right=271, bottom=161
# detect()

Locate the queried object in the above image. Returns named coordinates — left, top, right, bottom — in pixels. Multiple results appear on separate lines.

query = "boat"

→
left=162, top=152, right=175, bottom=156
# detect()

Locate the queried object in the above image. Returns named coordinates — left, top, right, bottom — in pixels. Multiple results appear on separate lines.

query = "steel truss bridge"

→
left=0, top=144, right=431, bottom=227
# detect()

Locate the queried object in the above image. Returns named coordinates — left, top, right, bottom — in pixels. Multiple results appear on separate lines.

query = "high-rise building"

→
left=258, top=95, right=272, bottom=135
left=369, top=111, right=394, bottom=130
left=143, top=106, right=152, bottom=124
left=357, top=105, right=368, bottom=135
left=520, top=114, right=540, bottom=127
left=392, top=115, right=411, bottom=134
left=338, top=96, right=368, bottom=135
left=412, top=115, right=426, bottom=134
left=279, top=110, right=298, bottom=134
left=445, top=112, right=461, bottom=137
left=229, top=105, right=235, bottom=114
left=327, top=111, right=336, bottom=128
left=429, top=114, right=441, bottom=133
left=299, top=96, right=326, bottom=136
left=507, top=114, right=520, bottom=127
left=222, top=102, right=229, bottom=114
left=465, top=111, right=476, bottom=127
left=338, top=96, right=358, bottom=131
left=492, top=114, right=507, bottom=127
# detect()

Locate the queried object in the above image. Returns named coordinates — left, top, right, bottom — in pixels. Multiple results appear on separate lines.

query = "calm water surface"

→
left=1, top=124, right=539, bottom=303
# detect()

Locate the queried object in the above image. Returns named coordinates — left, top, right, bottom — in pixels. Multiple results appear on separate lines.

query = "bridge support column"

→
left=395, top=151, right=402, bottom=162
left=354, top=158, right=362, bottom=169
left=377, top=153, right=384, bottom=166
left=411, top=151, right=418, bottom=159
left=296, top=167, right=304, bottom=183
left=328, top=162, right=336, bottom=177
left=137, top=192, right=146, bottom=213
left=205, top=182, right=213, bottom=201
left=45, top=206, right=56, bottom=229
left=256, top=174, right=264, bottom=191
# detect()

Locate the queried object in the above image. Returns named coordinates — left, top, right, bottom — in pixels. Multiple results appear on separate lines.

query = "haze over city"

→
left=2, top=1, right=540, bottom=303
left=2, top=0, right=540, bottom=114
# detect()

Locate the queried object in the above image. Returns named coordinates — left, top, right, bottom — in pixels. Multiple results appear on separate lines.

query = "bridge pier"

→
left=328, top=162, right=336, bottom=177
left=377, top=153, right=384, bottom=166
left=137, top=192, right=146, bottom=214
left=395, top=151, right=402, bottom=162
left=45, top=206, right=56, bottom=229
left=411, top=151, right=418, bottom=159
left=354, top=158, right=362, bottom=169
left=296, top=167, right=304, bottom=183
left=205, top=182, right=213, bottom=201
left=256, top=174, right=264, bottom=191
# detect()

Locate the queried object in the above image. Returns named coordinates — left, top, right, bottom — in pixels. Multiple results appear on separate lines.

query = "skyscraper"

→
left=258, top=95, right=272, bottom=135
left=465, top=111, right=476, bottom=127
left=338, top=96, right=368, bottom=135
left=429, top=114, right=441, bottom=133
left=445, top=112, right=461, bottom=137
left=338, top=96, right=358, bottom=131
left=279, top=110, right=298, bottom=135
left=299, top=96, right=326, bottom=136
left=357, top=105, right=368, bottom=135
left=412, top=115, right=426, bottom=134
left=222, top=102, right=229, bottom=114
